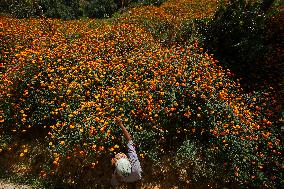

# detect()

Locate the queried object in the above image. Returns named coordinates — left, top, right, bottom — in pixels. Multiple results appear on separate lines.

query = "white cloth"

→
left=111, top=140, right=142, bottom=186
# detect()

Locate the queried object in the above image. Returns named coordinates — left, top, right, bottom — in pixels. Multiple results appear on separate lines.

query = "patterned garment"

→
left=114, top=152, right=128, bottom=160
left=111, top=140, right=142, bottom=186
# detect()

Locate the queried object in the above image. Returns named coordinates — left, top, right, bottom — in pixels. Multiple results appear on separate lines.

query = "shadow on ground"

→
left=0, top=143, right=243, bottom=189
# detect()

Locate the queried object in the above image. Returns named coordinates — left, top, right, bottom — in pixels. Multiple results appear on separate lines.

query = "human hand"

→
left=111, top=158, right=116, bottom=166
left=114, top=117, right=131, bottom=141
left=114, top=117, right=123, bottom=127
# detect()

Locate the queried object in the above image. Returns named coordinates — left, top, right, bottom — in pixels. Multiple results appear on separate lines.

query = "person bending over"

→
left=111, top=117, right=142, bottom=188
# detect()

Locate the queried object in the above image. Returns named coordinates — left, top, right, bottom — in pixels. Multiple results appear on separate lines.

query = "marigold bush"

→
left=117, top=0, right=219, bottom=46
left=0, top=0, right=282, bottom=188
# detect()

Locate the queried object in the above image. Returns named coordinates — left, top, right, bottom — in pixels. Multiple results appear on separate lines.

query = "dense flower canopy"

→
left=0, top=0, right=282, bottom=187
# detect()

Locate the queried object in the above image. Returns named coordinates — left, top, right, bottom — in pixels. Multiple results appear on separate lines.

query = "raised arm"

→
left=115, top=117, right=132, bottom=142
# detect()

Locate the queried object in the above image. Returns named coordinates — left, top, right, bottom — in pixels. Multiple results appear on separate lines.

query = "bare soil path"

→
left=0, top=179, right=31, bottom=189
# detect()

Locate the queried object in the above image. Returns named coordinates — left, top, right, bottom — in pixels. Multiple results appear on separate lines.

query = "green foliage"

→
left=40, top=0, right=82, bottom=19
left=131, top=128, right=161, bottom=161
left=204, top=0, right=277, bottom=85
left=137, top=0, right=167, bottom=6
left=139, top=16, right=176, bottom=45
left=178, top=18, right=209, bottom=44
left=84, top=0, right=117, bottom=18
left=0, top=0, right=82, bottom=19
left=175, top=139, right=226, bottom=185
left=0, top=0, right=39, bottom=18
left=0, top=0, right=169, bottom=19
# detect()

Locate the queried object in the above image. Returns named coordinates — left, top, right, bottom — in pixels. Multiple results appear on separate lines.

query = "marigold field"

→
left=0, top=0, right=283, bottom=188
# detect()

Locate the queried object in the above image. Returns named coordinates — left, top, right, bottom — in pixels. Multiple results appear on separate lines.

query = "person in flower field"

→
left=111, top=117, right=142, bottom=188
